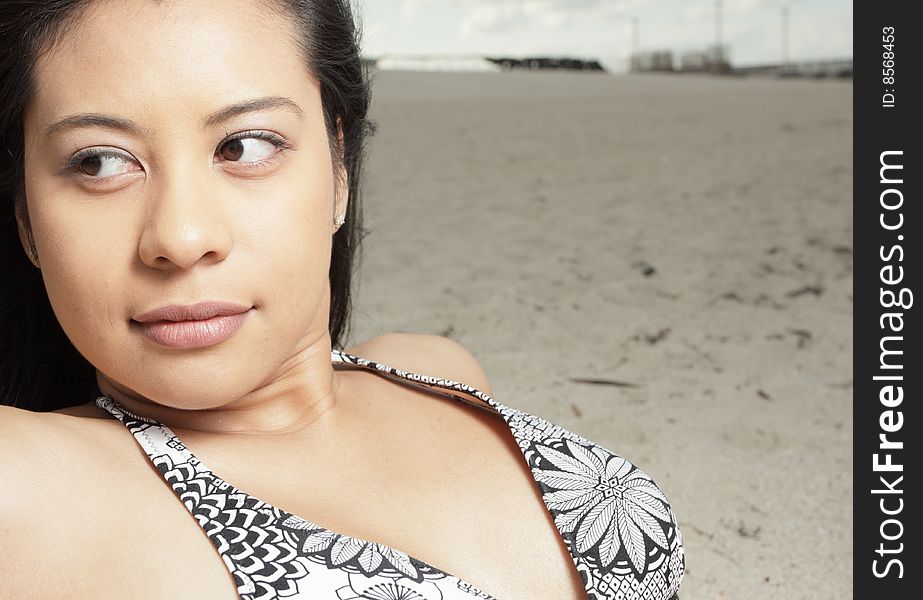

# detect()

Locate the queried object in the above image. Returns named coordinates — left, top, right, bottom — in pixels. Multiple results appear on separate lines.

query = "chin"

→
left=171, top=375, right=257, bottom=408
left=105, top=364, right=257, bottom=411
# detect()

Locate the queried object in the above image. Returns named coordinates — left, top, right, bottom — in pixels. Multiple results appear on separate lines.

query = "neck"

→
left=95, top=336, right=342, bottom=436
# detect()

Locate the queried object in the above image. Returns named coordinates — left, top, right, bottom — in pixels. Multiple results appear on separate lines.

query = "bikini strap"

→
left=96, top=396, right=207, bottom=472
left=330, top=349, right=500, bottom=414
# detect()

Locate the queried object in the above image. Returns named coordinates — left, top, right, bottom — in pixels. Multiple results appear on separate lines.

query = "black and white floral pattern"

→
left=97, top=350, right=684, bottom=599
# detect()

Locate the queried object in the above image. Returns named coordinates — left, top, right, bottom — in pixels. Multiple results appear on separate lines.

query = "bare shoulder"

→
left=0, top=404, right=56, bottom=478
left=0, top=404, right=118, bottom=515
left=345, top=333, right=493, bottom=396
left=0, top=405, right=169, bottom=595
left=0, top=405, right=85, bottom=506
left=0, top=405, right=35, bottom=485
left=0, top=406, right=78, bottom=590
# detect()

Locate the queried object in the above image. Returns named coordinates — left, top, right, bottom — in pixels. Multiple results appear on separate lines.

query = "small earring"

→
left=334, top=214, right=346, bottom=230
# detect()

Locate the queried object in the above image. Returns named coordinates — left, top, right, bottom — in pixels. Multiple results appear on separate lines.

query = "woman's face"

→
left=21, top=0, right=346, bottom=410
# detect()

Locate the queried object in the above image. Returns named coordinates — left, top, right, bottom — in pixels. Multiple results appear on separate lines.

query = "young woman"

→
left=0, top=1, right=685, bottom=598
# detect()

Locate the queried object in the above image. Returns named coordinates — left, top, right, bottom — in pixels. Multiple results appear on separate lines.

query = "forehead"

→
left=29, top=0, right=316, bottom=128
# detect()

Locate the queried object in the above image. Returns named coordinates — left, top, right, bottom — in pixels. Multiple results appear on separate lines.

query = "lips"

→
left=134, top=301, right=251, bottom=323
left=132, top=301, right=252, bottom=348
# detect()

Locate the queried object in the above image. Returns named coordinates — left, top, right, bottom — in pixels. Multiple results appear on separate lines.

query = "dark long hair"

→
left=0, top=0, right=374, bottom=411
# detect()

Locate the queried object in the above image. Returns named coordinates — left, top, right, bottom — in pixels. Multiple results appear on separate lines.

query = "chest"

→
left=68, top=458, right=585, bottom=600
left=60, top=406, right=587, bottom=599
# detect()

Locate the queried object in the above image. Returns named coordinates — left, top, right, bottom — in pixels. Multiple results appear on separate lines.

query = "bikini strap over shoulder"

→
left=330, top=349, right=499, bottom=414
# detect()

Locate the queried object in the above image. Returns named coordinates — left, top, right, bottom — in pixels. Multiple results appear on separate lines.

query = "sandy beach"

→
left=349, top=71, right=852, bottom=600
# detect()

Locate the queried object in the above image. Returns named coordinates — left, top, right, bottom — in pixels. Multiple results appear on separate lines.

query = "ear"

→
left=333, top=117, right=349, bottom=223
left=14, top=198, right=40, bottom=269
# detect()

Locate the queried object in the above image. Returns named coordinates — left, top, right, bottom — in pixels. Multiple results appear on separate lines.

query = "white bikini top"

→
left=96, top=349, right=685, bottom=599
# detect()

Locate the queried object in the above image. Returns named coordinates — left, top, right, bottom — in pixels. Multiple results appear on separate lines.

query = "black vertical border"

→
left=854, top=1, right=919, bottom=596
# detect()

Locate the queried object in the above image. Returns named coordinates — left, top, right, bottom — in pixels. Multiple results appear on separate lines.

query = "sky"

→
left=358, top=0, right=852, bottom=70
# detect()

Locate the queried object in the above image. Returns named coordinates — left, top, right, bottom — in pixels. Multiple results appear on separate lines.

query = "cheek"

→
left=25, top=184, right=126, bottom=320
left=26, top=164, right=130, bottom=260
left=24, top=186, right=142, bottom=377
left=250, top=153, right=336, bottom=272
left=33, top=219, right=128, bottom=345
left=30, top=223, right=129, bottom=376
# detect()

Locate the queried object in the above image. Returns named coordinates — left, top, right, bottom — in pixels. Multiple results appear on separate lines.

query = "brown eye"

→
left=79, top=155, right=103, bottom=176
left=69, top=151, right=136, bottom=178
left=220, top=138, right=245, bottom=161
left=216, top=134, right=283, bottom=164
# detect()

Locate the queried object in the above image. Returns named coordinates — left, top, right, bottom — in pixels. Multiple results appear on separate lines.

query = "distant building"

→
left=373, top=55, right=501, bottom=72
left=679, top=45, right=731, bottom=74
left=486, top=57, right=606, bottom=72
left=629, top=51, right=674, bottom=73
left=733, top=58, right=853, bottom=78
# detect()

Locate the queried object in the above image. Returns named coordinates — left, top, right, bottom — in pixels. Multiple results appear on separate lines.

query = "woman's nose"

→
left=138, top=167, right=233, bottom=270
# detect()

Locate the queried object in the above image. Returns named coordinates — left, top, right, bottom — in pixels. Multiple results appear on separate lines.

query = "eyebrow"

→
left=45, top=96, right=305, bottom=136
left=202, top=96, right=305, bottom=129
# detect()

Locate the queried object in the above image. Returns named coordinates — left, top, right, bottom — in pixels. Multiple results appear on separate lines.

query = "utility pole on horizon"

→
left=782, top=4, right=788, bottom=68
left=628, top=15, right=640, bottom=72
left=778, top=1, right=798, bottom=68
left=771, top=0, right=797, bottom=70
left=632, top=16, right=640, bottom=56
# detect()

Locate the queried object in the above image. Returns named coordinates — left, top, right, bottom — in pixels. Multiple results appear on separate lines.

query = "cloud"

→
left=460, top=0, right=644, bottom=37
left=399, top=0, right=432, bottom=22
left=685, top=0, right=781, bottom=23
left=460, top=4, right=523, bottom=36
left=367, top=0, right=849, bottom=64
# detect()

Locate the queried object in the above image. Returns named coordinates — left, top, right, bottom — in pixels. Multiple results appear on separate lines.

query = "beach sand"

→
left=349, top=71, right=852, bottom=600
